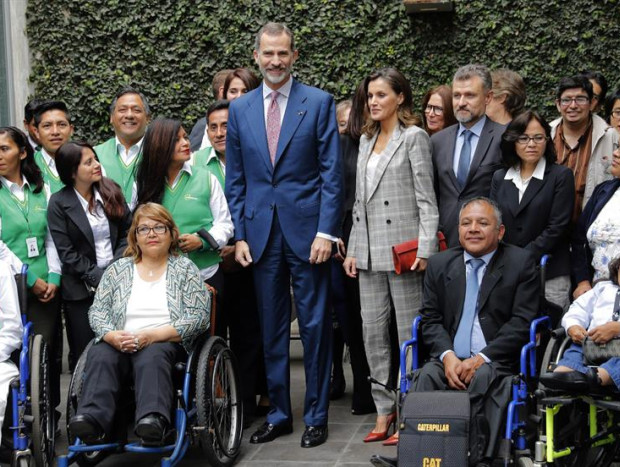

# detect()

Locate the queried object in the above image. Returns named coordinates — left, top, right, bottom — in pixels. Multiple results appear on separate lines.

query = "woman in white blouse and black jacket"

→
left=47, top=141, right=132, bottom=368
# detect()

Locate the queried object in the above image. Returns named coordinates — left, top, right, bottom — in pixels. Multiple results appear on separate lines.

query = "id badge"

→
left=26, top=237, right=40, bottom=258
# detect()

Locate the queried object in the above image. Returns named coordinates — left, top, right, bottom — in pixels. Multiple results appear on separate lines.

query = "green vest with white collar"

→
left=94, top=138, right=141, bottom=203
left=34, top=150, right=64, bottom=194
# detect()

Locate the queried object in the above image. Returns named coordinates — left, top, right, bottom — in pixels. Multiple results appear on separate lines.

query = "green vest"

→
left=162, top=166, right=221, bottom=270
left=0, top=185, right=61, bottom=287
left=94, top=138, right=141, bottom=203
left=192, top=147, right=225, bottom=188
left=34, top=150, right=64, bottom=194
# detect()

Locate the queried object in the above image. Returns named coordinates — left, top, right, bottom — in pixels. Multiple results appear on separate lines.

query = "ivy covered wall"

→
left=26, top=0, right=620, bottom=142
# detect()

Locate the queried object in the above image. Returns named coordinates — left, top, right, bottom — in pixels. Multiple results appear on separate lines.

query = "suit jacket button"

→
left=384, top=200, right=389, bottom=206
left=272, top=183, right=277, bottom=188
left=356, top=216, right=360, bottom=221
left=386, top=219, right=391, bottom=224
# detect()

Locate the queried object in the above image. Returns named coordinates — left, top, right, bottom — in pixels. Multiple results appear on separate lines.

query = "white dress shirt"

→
left=504, top=158, right=546, bottom=203
left=562, top=281, right=620, bottom=334
left=169, top=162, right=234, bottom=281
left=0, top=260, right=22, bottom=361
left=115, top=136, right=144, bottom=166
left=0, top=176, right=62, bottom=277
left=74, top=188, right=114, bottom=269
left=40, top=149, right=59, bottom=177
left=452, top=116, right=487, bottom=176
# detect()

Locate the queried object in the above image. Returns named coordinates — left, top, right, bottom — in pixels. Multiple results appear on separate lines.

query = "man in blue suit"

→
left=225, top=22, right=343, bottom=448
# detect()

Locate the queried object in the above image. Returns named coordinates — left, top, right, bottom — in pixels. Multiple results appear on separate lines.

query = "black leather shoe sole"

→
left=301, top=425, right=328, bottom=448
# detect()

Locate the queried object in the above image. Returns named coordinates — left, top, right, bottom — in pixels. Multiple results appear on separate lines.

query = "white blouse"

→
left=123, top=266, right=170, bottom=332
left=587, top=189, right=620, bottom=281
left=74, top=188, right=114, bottom=269
left=365, top=151, right=382, bottom=202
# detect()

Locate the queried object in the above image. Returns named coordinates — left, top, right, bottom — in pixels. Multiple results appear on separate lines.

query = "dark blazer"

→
left=420, top=243, right=539, bottom=368
left=189, top=117, right=207, bottom=152
left=431, top=118, right=506, bottom=247
left=47, top=186, right=132, bottom=301
left=571, top=178, right=620, bottom=284
left=340, top=133, right=359, bottom=244
left=225, top=80, right=343, bottom=262
left=490, top=163, right=574, bottom=279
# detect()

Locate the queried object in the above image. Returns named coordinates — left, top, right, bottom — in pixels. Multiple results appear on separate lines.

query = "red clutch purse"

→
left=392, top=232, right=447, bottom=274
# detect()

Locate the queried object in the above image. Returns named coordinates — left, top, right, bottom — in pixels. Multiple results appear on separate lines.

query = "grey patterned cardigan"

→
left=88, top=255, right=210, bottom=352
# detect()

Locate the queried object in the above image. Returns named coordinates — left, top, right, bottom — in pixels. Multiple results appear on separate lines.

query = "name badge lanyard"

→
left=10, top=189, right=31, bottom=234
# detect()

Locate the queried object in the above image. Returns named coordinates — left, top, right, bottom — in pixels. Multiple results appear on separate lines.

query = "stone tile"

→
left=250, top=441, right=350, bottom=462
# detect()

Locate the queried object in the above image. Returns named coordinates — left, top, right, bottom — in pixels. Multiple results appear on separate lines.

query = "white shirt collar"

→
left=262, top=77, right=293, bottom=100
left=0, top=175, right=29, bottom=192
left=205, top=147, right=225, bottom=166
left=41, top=148, right=56, bottom=169
left=458, top=116, right=486, bottom=139
left=463, top=248, right=496, bottom=267
left=169, top=161, right=193, bottom=188
left=73, top=187, right=104, bottom=210
left=504, top=157, right=547, bottom=182
left=115, top=136, right=144, bottom=154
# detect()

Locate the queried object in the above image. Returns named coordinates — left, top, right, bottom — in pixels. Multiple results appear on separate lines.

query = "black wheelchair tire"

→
left=29, top=335, right=53, bottom=467
left=196, top=336, right=243, bottom=467
left=66, top=340, right=108, bottom=467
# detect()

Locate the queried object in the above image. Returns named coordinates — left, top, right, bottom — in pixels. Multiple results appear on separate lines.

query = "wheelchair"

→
left=397, top=255, right=559, bottom=466
left=1, top=265, right=55, bottom=467
left=57, top=285, right=243, bottom=467
left=517, top=324, right=620, bottom=466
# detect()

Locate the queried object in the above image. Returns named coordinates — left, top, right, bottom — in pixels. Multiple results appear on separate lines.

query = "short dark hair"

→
left=454, top=64, right=492, bottom=92
left=24, top=99, right=44, bottom=123
left=34, top=100, right=71, bottom=127
left=459, top=196, right=503, bottom=228
left=491, top=69, right=527, bottom=118
left=212, top=69, right=233, bottom=99
left=609, top=256, right=620, bottom=286
left=500, top=110, right=556, bottom=168
left=109, top=87, right=151, bottom=116
left=255, top=22, right=295, bottom=51
left=222, top=68, right=260, bottom=100
left=206, top=100, right=230, bottom=122
left=604, top=88, right=620, bottom=125
left=556, top=75, right=593, bottom=101
left=579, top=70, right=608, bottom=101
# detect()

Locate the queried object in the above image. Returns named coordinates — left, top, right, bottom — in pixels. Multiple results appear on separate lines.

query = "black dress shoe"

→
left=539, top=371, right=590, bottom=392
left=301, top=424, right=328, bottom=448
left=69, top=413, right=104, bottom=444
left=250, top=421, right=293, bottom=444
left=370, top=454, right=398, bottom=467
left=135, top=413, right=171, bottom=445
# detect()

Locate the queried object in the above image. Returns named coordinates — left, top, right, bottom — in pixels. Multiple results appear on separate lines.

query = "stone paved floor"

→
left=49, top=340, right=396, bottom=466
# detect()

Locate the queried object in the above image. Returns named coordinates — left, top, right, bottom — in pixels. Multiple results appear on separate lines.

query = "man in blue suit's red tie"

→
left=225, top=22, right=343, bottom=448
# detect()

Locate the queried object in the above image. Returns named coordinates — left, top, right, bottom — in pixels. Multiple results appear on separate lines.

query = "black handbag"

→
left=583, top=288, right=620, bottom=366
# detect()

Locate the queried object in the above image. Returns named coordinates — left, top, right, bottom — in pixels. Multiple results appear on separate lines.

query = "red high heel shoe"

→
left=382, top=431, right=399, bottom=446
left=363, top=413, right=396, bottom=443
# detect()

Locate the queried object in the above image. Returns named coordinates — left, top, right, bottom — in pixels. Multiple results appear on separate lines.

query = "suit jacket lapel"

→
left=443, top=126, right=461, bottom=192
left=274, top=80, right=307, bottom=166
left=366, top=126, right=404, bottom=201
left=446, top=256, right=466, bottom=333
left=358, top=132, right=378, bottom=203
left=516, top=166, right=549, bottom=215
left=478, top=248, right=504, bottom=312
left=245, top=85, right=273, bottom=172
left=64, top=191, right=96, bottom=251
left=503, top=180, right=521, bottom=217
left=465, top=119, right=495, bottom=186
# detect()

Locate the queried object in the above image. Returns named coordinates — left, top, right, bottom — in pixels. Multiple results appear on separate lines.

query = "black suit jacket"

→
left=490, top=163, right=574, bottom=279
left=47, top=186, right=132, bottom=301
left=420, top=243, right=539, bottom=368
left=431, top=118, right=506, bottom=247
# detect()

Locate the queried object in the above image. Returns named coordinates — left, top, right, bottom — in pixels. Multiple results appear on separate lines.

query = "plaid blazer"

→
left=88, top=255, right=210, bottom=352
left=348, top=125, right=439, bottom=271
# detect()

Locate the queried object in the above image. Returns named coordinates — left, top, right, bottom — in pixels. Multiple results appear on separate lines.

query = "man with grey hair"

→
left=95, top=87, right=150, bottom=206
left=372, top=197, right=538, bottom=467
left=225, top=21, right=342, bottom=448
left=431, top=64, right=506, bottom=247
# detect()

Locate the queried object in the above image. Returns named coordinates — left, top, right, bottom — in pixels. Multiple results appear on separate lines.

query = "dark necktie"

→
left=456, top=129, right=473, bottom=188
left=267, top=91, right=280, bottom=165
left=453, top=258, right=485, bottom=359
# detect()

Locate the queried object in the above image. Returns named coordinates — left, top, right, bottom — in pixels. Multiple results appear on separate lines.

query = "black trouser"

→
left=77, top=342, right=184, bottom=434
left=225, top=265, right=267, bottom=416
left=27, top=294, right=61, bottom=409
left=64, top=297, right=96, bottom=371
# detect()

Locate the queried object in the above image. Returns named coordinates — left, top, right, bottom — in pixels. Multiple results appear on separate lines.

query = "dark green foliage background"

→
left=27, top=0, right=620, bottom=142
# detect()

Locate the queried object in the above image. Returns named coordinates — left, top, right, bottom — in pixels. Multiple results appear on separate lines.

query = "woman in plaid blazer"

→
left=344, top=68, right=439, bottom=443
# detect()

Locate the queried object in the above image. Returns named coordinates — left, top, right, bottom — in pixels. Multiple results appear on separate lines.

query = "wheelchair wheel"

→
left=573, top=406, right=619, bottom=466
left=29, top=334, right=54, bottom=467
left=196, top=336, right=242, bottom=467
left=66, top=340, right=108, bottom=467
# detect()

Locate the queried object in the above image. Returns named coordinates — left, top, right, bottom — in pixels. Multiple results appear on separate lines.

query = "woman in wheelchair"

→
left=541, top=255, right=620, bottom=391
left=68, top=202, right=210, bottom=446
left=0, top=260, right=22, bottom=444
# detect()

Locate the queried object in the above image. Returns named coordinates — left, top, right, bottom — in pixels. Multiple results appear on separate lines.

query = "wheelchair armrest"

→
left=551, top=327, right=566, bottom=339
left=399, top=316, right=422, bottom=394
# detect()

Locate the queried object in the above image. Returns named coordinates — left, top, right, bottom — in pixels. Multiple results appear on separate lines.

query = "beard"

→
left=259, top=65, right=291, bottom=85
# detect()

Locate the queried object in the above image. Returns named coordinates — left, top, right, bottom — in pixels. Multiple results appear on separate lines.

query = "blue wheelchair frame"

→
left=399, top=255, right=553, bottom=462
left=57, top=343, right=201, bottom=467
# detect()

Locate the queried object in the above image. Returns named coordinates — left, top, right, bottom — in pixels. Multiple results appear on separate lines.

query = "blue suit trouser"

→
left=252, top=213, right=332, bottom=426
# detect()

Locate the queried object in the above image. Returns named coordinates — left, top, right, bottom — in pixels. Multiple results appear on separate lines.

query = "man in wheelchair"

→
left=374, top=197, right=540, bottom=467
left=0, top=260, right=22, bottom=446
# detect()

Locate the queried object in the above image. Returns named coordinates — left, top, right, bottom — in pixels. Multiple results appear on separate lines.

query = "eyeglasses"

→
left=558, top=96, right=590, bottom=107
left=136, top=224, right=168, bottom=236
left=516, top=134, right=547, bottom=145
left=424, top=105, right=444, bottom=116
left=592, top=93, right=600, bottom=101
left=611, top=109, right=620, bottom=119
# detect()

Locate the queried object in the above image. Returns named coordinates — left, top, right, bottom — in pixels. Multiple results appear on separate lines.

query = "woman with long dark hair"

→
left=136, top=118, right=233, bottom=336
left=222, top=67, right=261, bottom=101
left=47, top=141, right=132, bottom=366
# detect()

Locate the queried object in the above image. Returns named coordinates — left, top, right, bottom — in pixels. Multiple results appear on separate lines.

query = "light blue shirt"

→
left=452, top=116, right=487, bottom=176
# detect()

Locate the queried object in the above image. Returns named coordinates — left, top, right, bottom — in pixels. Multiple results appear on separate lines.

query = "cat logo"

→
left=422, top=458, right=442, bottom=467
left=184, top=194, right=199, bottom=201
